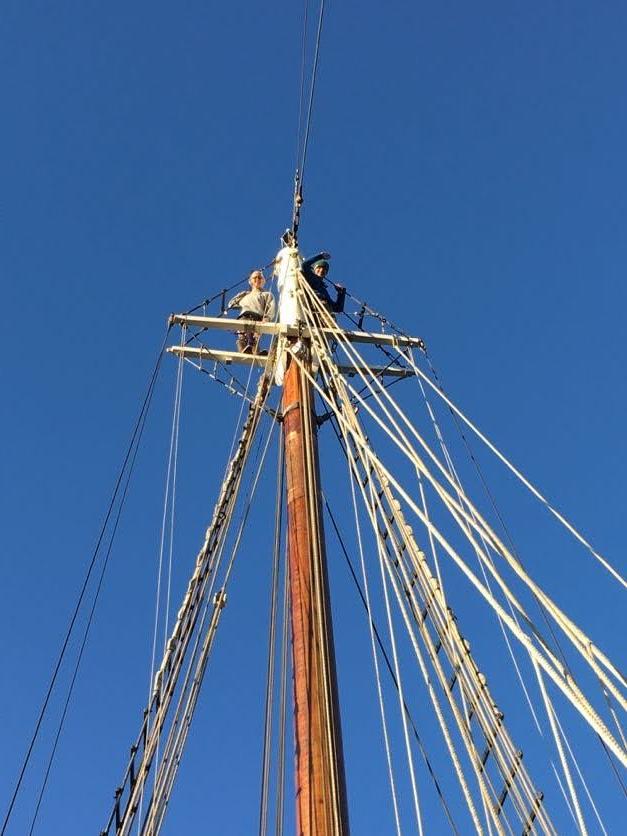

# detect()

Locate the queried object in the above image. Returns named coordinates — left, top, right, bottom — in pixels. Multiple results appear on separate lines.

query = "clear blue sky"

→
left=1, top=1, right=626, bottom=833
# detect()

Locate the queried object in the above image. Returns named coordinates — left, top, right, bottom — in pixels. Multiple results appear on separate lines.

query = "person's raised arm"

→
left=227, top=290, right=246, bottom=310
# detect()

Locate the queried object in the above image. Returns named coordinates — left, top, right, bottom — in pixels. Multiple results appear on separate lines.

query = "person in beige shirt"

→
left=228, top=270, right=276, bottom=354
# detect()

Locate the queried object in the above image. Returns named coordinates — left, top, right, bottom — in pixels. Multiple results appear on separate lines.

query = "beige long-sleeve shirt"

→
left=228, top=288, right=276, bottom=320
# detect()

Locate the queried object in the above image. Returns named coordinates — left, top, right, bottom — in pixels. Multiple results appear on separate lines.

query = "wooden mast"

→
left=282, top=351, right=349, bottom=835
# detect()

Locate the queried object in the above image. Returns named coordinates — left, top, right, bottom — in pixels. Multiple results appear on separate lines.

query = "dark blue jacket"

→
left=301, top=253, right=346, bottom=314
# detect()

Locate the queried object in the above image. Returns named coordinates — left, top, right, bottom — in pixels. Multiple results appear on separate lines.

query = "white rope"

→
left=368, top=508, right=510, bottom=834
left=411, top=466, right=509, bottom=826
left=367, top=476, right=500, bottom=833
left=304, top=287, right=626, bottom=704
left=420, top=374, right=565, bottom=731
left=288, top=343, right=627, bottom=767
left=347, top=434, right=542, bottom=833
left=413, top=368, right=620, bottom=828
left=153, top=328, right=186, bottom=803
left=415, top=374, right=550, bottom=737
left=402, top=351, right=626, bottom=589
left=300, top=283, right=625, bottom=696
left=348, top=373, right=622, bottom=695
left=551, top=761, right=579, bottom=829
left=533, top=661, right=588, bottom=835
left=419, top=377, right=543, bottom=713
left=416, top=469, right=444, bottom=594
left=117, top=371, right=273, bottom=836
left=149, top=342, right=185, bottom=709
left=226, top=356, right=256, bottom=464
left=367, top=475, right=424, bottom=835
left=163, top=339, right=185, bottom=654
left=299, top=288, right=557, bottom=832
left=223, top=417, right=278, bottom=587
left=329, top=353, right=627, bottom=706
left=306, top=328, right=491, bottom=833
left=345, top=447, right=402, bottom=835
left=147, top=413, right=273, bottom=822
left=553, top=711, right=608, bottom=835
left=139, top=333, right=185, bottom=832
left=347, top=438, right=488, bottom=833
left=298, top=281, right=627, bottom=706
left=432, top=476, right=627, bottom=713
left=411, top=463, right=500, bottom=826
left=604, top=690, right=627, bottom=751
left=297, top=287, right=627, bottom=832
left=146, top=413, right=279, bottom=832
left=415, top=472, right=539, bottom=829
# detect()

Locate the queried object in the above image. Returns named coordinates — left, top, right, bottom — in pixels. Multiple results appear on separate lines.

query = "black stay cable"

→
left=1, top=326, right=171, bottom=836
left=185, top=255, right=279, bottom=317
left=291, top=0, right=326, bottom=238
left=322, top=479, right=459, bottom=834
left=274, top=545, right=289, bottom=836
left=185, top=277, right=247, bottom=316
left=27, top=345, right=163, bottom=834
left=423, top=355, right=627, bottom=799
left=320, top=407, right=459, bottom=832
left=336, top=284, right=426, bottom=352
left=337, top=287, right=627, bottom=798
left=294, top=0, right=309, bottom=175
left=299, top=0, right=325, bottom=193
left=258, top=435, right=285, bottom=836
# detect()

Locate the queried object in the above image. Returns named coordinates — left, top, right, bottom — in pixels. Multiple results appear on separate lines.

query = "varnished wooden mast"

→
left=282, top=353, right=349, bottom=835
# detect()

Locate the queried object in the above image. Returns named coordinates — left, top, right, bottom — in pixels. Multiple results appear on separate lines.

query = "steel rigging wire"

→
left=28, top=370, right=159, bottom=834
left=411, top=353, right=627, bottom=799
left=1, top=326, right=171, bottom=836
left=137, top=332, right=187, bottom=834
left=323, top=466, right=460, bottom=833
left=337, top=286, right=625, bottom=588
left=351, top=305, right=627, bottom=794
left=291, top=0, right=326, bottom=239
left=102, top=374, right=275, bottom=836
left=296, top=276, right=627, bottom=804
left=294, top=0, right=309, bottom=176
left=317, top=293, right=625, bottom=705
left=184, top=252, right=284, bottom=320
left=298, top=0, right=325, bottom=193
left=142, top=414, right=279, bottom=836
left=274, top=545, right=290, bottom=836
left=303, top=329, right=504, bottom=831
left=334, top=296, right=627, bottom=791
left=258, top=436, right=285, bottom=836
left=407, top=363, right=607, bottom=827
left=297, top=293, right=556, bottom=836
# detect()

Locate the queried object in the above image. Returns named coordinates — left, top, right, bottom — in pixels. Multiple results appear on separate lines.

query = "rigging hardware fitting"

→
left=290, top=169, right=303, bottom=243
left=213, top=589, right=227, bottom=609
